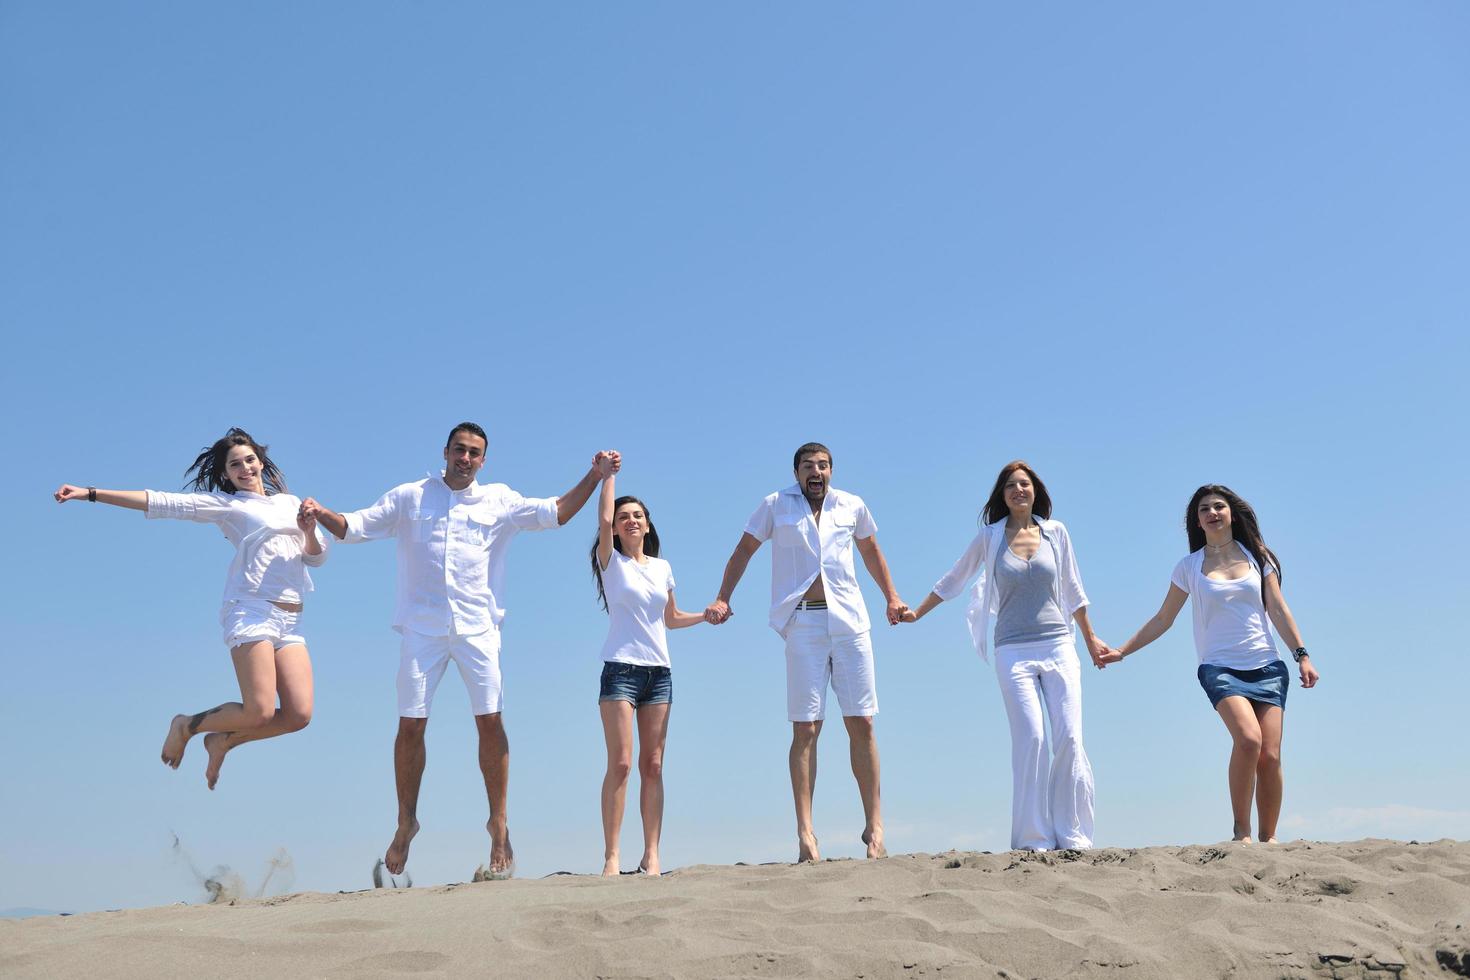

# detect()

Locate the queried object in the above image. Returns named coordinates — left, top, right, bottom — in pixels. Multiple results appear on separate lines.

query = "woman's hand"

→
left=1094, top=645, right=1125, bottom=668
left=54, top=484, right=90, bottom=503
left=1298, top=655, right=1319, bottom=688
left=898, top=609, right=919, bottom=623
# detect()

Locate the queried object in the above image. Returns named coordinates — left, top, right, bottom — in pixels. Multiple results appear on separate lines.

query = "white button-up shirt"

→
left=342, top=476, right=559, bottom=637
left=744, top=485, right=878, bottom=637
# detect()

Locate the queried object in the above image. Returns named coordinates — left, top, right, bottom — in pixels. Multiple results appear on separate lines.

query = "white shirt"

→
left=1170, top=548, right=1281, bottom=670
left=932, top=515, right=1088, bottom=662
left=599, top=550, right=676, bottom=667
left=146, top=490, right=328, bottom=605
left=744, top=485, right=878, bottom=637
left=342, top=476, right=559, bottom=637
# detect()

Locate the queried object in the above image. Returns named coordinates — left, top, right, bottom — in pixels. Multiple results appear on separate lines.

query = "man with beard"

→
left=704, top=442, right=906, bottom=863
left=303, top=423, right=617, bottom=880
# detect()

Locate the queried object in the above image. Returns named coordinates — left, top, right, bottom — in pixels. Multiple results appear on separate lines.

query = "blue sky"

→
left=3, top=2, right=1468, bottom=913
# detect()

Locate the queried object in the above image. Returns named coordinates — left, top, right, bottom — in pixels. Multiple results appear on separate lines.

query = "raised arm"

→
left=1263, top=573, right=1318, bottom=688
left=1100, top=584, right=1189, bottom=665
left=54, top=485, right=148, bottom=510
left=705, top=532, right=762, bottom=624
left=855, top=535, right=907, bottom=625
left=558, top=451, right=620, bottom=526
left=595, top=468, right=617, bottom=571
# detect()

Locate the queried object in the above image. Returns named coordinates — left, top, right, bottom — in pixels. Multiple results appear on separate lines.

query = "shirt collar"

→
left=433, top=470, right=481, bottom=496
left=781, top=483, right=834, bottom=513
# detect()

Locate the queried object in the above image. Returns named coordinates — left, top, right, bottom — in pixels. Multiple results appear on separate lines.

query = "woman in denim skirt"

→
left=1099, top=485, right=1320, bottom=843
left=590, top=467, right=708, bottom=876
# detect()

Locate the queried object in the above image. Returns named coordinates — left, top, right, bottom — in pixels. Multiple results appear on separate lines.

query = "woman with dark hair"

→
left=1097, top=485, right=1318, bottom=843
left=901, top=461, right=1108, bottom=851
left=54, top=428, right=328, bottom=789
left=590, top=467, right=706, bottom=876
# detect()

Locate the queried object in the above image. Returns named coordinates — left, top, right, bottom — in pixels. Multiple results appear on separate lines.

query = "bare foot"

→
left=487, top=820, right=514, bottom=877
left=1231, top=823, right=1253, bottom=844
left=161, top=714, right=194, bottom=769
left=203, top=733, right=232, bottom=790
left=641, top=853, right=661, bottom=877
left=797, top=831, right=820, bottom=863
left=1262, top=837, right=1279, bottom=845
left=385, top=819, right=419, bottom=875
left=601, top=854, right=620, bottom=877
left=862, top=826, right=887, bottom=859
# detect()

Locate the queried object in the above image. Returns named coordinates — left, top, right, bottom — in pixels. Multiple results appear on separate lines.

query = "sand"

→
left=4, top=839, right=1468, bottom=979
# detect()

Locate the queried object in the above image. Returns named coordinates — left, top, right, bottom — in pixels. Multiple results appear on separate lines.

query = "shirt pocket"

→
left=408, top=509, right=439, bottom=543
left=773, top=514, right=807, bottom=548
left=467, top=507, right=500, bottom=546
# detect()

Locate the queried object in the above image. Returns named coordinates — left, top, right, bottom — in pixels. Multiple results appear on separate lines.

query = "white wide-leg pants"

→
left=994, top=637, right=1095, bottom=851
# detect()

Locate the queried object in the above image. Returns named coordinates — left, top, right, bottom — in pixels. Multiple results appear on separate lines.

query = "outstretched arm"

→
left=855, top=535, right=907, bottom=625
left=1263, top=573, right=1318, bottom=688
left=1102, top=584, right=1189, bottom=665
left=900, top=591, right=945, bottom=623
left=595, top=466, right=617, bottom=570
left=558, top=451, right=619, bottom=526
left=54, top=485, right=148, bottom=511
left=664, top=590, right=706, bottom=630
left=705, top=532, right=762, bottom=624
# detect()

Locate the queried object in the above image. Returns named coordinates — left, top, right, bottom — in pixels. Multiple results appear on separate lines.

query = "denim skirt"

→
left=1197, top=659, right=1289, bottom=710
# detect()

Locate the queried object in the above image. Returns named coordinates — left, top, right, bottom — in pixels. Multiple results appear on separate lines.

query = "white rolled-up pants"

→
left=994, top=636, right=1094, bottom=851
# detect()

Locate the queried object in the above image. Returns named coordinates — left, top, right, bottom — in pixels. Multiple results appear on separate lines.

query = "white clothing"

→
left=220, top=598, right=305, bottom=650
left=994, top=637, right=1095, bottom=851
left=397, top=627, right=503, bottom=717
left=341, top=476, right=559, bottom=636
left=146, top=490, right=328, bottom=606
left=1170, top=549, right=1281, bottom=670
left=932, top=515, right=1088, bottom=663
left=744, top=485, right=879, bottom=637
left=599, top=550, right=676, bottom=667
left=783, top=611, right=877, bottom=721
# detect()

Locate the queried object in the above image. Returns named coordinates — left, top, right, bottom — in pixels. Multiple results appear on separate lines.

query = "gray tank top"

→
left=993, top=535, right=1071, bottom=648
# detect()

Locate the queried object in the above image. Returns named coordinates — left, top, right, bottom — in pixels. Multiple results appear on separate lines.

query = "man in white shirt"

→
left=304, top=423, right=617, bottom=880
left=704, top=442, right=907, bottom=863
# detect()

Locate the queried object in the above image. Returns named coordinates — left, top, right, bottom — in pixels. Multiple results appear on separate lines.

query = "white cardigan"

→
left=931, top=515, right=1089, bottom=662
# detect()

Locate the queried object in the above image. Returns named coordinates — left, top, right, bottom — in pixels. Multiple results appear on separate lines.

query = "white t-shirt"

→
left=599, top=550, right=676, bottom=667
left=1170, top=548, right=1281, bottom=670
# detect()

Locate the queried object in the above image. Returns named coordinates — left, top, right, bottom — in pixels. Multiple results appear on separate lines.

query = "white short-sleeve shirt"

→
left=599, top=550, right=676, bottom=667
left=341, top=476, right=559, bottom=637
left=744, top=485, right=878, bottom=637
left=1170, top=548, right=1281, bottom=670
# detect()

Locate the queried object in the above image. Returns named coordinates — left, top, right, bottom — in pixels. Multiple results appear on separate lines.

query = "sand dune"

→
left=4, top=839, right=1467, bottom=978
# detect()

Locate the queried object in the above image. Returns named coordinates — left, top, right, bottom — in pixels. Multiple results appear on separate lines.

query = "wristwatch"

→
left=1292, top=647, right=1309, bottom=663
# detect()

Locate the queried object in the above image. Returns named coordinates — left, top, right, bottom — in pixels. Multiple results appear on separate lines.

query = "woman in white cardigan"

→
left=902, top=460, right=1109, bottom=851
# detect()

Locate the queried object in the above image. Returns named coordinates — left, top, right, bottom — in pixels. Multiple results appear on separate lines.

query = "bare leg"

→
left=637, top=703, right=671, bottom=876
left=474, top=712, right=513, bottom=875
left=1253, top=703, right=1285, bottom=842
left=790, top=720, right=822, bottom=862
left=599, top=700, right=635, bottom=876
left=161, top=640, right=279, bottom=769
left=384, top=716, right=428, bottom=875
left=1215, top=697, right=1264, bottom=842
left=843, top=715, right=885, bottom=858
left=203, top=644, right=314, bottom=790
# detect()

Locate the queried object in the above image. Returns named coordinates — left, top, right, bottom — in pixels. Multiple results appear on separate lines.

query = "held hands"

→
left=593, top=451, right=622, bottom=479
left=54, top=484, right=89, bottom=503
left=885, top=597, right=910, bottom=626
left=1087, top=635, right=1123, bottom=669
left=297, top=497, right=320, bottom=534
left=704, top=599, right=732, bottom=625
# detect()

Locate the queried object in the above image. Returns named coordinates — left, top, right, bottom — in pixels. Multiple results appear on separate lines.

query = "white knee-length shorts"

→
left=782, top=610, right=878, bottom=722
left=220, top=599, right=306, bottom=650
left=397, top=627, right=503, bottom=718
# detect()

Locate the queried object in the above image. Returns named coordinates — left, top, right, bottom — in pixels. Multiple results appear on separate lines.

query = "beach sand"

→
left=4, top=839, right=1467, bottom=978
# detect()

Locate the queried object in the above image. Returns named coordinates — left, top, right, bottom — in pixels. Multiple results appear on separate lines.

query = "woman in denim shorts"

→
left=590, top=468, right=707, bottom=876
left=54, top=428, right=329, bottom=790
left=1099, top=485, right=1320, bottom=843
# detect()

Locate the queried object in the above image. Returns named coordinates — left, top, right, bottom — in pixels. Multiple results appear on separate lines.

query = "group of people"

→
left=55, top=424, right=1320, bottom=881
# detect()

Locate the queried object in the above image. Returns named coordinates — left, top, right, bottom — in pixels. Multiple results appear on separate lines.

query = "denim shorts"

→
left=599, top=661, right=672, bottom=707
left=1197, top=659, right=1289, bottom=710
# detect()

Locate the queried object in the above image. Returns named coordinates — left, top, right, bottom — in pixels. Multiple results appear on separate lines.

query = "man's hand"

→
left=885, top=597, right=909, bottom=626
left=593, top=450, right=622, bottom=479
left=704, top=599, right=732, bottom=625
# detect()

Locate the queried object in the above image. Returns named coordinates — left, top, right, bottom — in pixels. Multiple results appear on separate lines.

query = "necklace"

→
left=1205, top=540, right=1236, bottom=553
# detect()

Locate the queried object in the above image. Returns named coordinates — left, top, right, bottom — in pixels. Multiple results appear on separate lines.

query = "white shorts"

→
left=397, top=628, right=503, bottom=718
left=782, top=611, right=877, bottom=722
left=220, top=599, right=306, bottom=650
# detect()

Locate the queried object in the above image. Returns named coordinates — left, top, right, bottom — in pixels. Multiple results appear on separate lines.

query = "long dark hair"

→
left=981, top=460, right=1053, bottom=525
left=1185, top=484, right=1282, bottom=590
left=590, top=495, right=662, bottom=612
left=184, top=428, right=287, bottom=495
